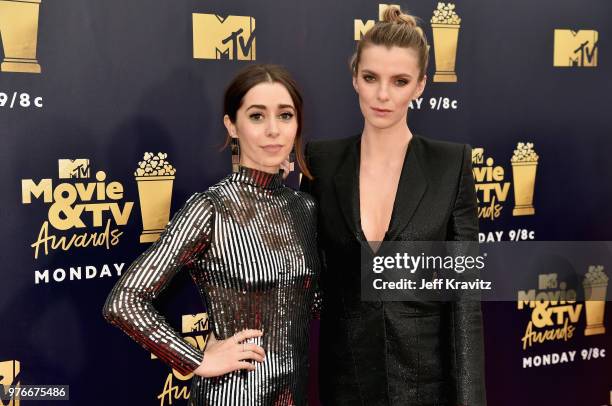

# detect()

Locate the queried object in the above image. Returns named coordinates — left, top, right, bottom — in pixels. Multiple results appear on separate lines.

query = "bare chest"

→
left=359, top=167, right=402, bottom=242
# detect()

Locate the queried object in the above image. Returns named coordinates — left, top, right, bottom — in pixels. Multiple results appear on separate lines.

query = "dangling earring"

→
left=230, top=136, right=240, bottom=173
left=288, top=146, right=295, bottom=173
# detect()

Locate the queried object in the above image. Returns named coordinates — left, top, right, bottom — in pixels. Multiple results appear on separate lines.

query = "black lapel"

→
left=333, top=136, right=361, bottom=239
left=385, top=134, right=428, bottom=241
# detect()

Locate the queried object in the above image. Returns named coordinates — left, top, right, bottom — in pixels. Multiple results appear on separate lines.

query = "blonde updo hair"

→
left=350, top=5, right=429, bottom=81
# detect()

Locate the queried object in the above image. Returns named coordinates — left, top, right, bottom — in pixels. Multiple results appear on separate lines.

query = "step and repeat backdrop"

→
left=1, top=0, right=611, bottom=405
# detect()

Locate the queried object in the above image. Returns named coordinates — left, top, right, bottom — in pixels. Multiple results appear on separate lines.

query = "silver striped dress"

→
left=103, top=166, right=321, bottom=405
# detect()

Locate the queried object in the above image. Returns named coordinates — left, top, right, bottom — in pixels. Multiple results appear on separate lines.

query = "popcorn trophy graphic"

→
left=583, top=266, right=608, bottom=336
left=511, top=142, right=538, bottom=216
left=430, top=2, right=461, bottom=82
left=134, top=152, right=176, bottom=243
left=0, top=0, right=42, bottom=73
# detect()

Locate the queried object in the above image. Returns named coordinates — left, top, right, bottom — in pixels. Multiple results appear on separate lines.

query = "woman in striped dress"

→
left=103, top=64, right=320, bottom=405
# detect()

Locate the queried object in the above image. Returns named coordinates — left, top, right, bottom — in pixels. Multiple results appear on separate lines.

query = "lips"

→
left=261, top=144, right=283, bottom=153
left=371, top=106, right=392, bottom=115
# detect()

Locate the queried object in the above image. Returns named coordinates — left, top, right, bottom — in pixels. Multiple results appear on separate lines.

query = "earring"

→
left=230, top=136, right=240, bottom=173
left=288, top=146, right=295, bottom=173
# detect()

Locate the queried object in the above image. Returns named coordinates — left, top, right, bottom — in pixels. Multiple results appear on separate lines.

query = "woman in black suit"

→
left=298, top=6, right=486, bottom=406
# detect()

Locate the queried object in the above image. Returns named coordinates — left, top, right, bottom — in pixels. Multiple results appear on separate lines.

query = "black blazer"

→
left=300, top=134, right=486, bottom=406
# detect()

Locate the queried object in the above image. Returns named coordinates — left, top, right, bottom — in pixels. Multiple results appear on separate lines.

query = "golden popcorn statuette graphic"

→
left=135, top=152, right=176, bottom=243
left=0, top=360, right=21, bottom=406
left=193, top=14, right=256, bottom=60
left=583, top=266, right=607, bottom=336
left=430, top=3, right=461, bottom=83
left=0, top=0, right=42, bottom=74
left=553, top=29, right=598, bottom=67
left=511, top=142, right=538, bottom=216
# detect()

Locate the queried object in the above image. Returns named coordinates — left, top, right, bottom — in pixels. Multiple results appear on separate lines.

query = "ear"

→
left=352, top=74, right=359, bottom=93
left=413, top=75, right=427, bottom=100
left=223, top=114, right=237, bottom=138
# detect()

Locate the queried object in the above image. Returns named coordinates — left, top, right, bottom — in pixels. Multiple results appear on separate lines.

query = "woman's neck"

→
left=239, top=161, right=280, bottom=175
left=361, top=121, right=412, bottom=165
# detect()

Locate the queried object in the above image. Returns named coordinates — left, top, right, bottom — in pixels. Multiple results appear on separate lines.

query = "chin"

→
left=257, top=157, right=284, bottom=170
left=367, top=116, right=399, bottom=130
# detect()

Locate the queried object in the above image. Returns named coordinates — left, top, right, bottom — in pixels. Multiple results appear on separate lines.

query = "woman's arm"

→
left=447, top=144, right=487, bottom=406
left=102, top=192, right=213, bottom=376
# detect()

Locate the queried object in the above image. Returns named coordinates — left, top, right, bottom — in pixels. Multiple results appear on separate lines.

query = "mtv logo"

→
left=472, top=148, right=484, bottom=164
left=58, top=159, right=90, bottom=179
left=538, top=273, right=558, bottom=290
left=354, top=4, right=399, bottom=40
left=193, top=14, right=256, bottom=60
left=553, top=29, right=598, bottom=67
left=0, top=360, right=20, bottom=406
left=181, top=313, right=208, bottom=333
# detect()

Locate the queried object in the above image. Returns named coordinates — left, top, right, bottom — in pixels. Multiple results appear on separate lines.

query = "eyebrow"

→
left=361, top=69, right=412, bottom=79
left=246, top=104, right=296, bottom=111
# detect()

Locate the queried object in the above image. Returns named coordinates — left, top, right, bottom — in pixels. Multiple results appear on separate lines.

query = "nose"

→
left=376, top=83, right=390, bottom=102
left=267, top=116, right=280, bottom=137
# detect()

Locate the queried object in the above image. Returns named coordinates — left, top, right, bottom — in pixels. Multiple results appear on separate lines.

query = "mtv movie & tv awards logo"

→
left=517, top=267, right=608, bottom=369
left=21, top=154, right=177, bottom=285
left=518, top=272, right=583, bottom=351
left=21, top=159, right=133, bottom=259
left=472, top=142, right=539, bottom=222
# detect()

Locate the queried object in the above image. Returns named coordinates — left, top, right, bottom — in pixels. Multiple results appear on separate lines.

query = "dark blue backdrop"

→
left=1, top=0, right=611, bottom=405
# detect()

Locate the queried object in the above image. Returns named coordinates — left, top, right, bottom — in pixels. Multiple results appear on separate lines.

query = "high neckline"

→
left=230, top=166, right=284, bottom=190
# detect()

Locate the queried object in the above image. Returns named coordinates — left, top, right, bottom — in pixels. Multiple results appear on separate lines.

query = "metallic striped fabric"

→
left=103, top=166, right=321, bottom=405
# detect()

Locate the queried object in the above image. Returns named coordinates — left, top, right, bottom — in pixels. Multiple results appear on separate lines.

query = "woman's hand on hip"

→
left=193, top=329, right=265, bottom=377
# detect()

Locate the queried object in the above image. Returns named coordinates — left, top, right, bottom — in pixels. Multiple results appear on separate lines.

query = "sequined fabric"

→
left=103, top=166, right=320, bottom=405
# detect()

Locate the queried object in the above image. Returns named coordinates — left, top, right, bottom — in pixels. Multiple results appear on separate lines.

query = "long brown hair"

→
left=223, top=64, right=312, bottom=179
left=350, top=5, right=429, bottom=81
